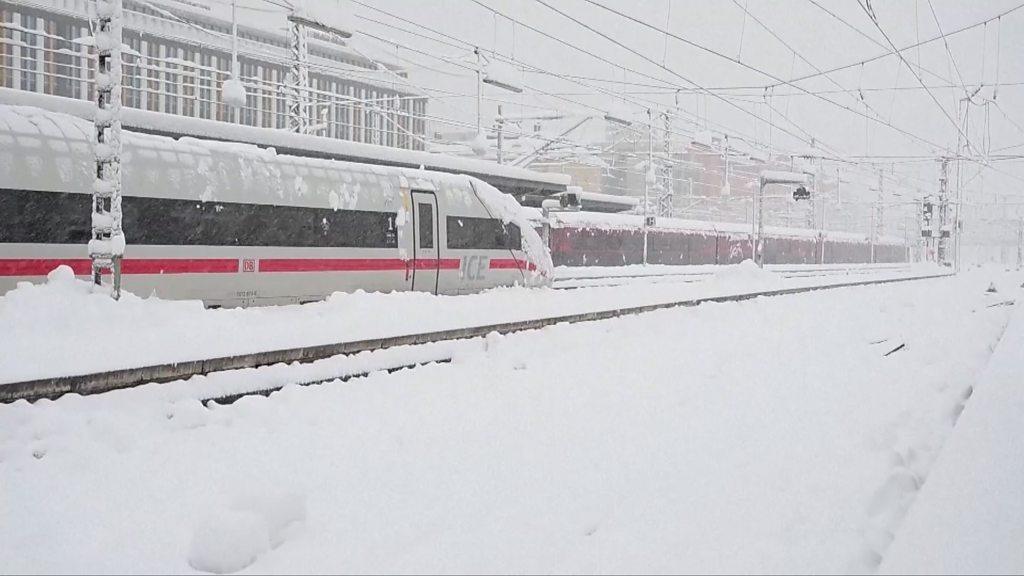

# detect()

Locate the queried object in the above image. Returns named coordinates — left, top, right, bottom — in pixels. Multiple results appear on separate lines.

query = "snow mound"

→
left=706, top=259, right=784, bottom=292
left=189, top=510, right=270, bottom=574
left=188, top=492, right=306, bottom=574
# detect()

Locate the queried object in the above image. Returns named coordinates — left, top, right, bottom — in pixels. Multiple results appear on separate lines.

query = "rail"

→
left=0, top=271, right=951, bottom=404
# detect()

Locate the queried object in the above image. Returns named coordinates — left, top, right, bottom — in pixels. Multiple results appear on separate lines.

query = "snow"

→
left=189, top=493, right=307, bottom=574
left=469, top=179, right=553, bottom=280
left=879, top=293, right=1024, bottom=575
left=0, top=269, right=1016, bottom=573
left=221, top=78, right=247, bottom=109
left=0, top=263, right=942, bottom=386
left=706, top=258, right=784, bottom=291
left=759, top=170, right=809, bottom=184
left=526, top=207, right=906, bottom=245
left=0, top=90, right=570, bottom=189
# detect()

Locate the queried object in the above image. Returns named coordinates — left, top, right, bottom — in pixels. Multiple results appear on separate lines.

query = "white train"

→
left=0, top=106, right=551, bottom=307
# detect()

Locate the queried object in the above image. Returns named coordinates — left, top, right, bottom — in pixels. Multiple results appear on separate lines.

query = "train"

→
left=531, top=209, right=908, bottom=267
left=0, top=105, right=550, bottom=307
left=1, top=104, right=909, bottom=308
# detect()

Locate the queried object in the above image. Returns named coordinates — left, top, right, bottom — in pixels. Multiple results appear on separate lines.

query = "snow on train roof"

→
left=524, top=207, right=906, bottom=246
left=0, top=103, right=508, bottom=187
left=0, top=88, right=570, bottom=188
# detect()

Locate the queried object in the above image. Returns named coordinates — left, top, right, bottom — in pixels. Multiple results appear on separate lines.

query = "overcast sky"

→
left=230, top=0, right=1024, bottom=204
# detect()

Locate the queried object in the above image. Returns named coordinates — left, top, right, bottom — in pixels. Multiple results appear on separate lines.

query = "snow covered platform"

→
left=0, top=269, right=1018, bottom=573
left=881, top=287, right=1024, bottom=575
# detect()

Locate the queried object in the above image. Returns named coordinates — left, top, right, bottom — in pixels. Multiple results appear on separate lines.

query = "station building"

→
left=0, top=0, right=428, bottom=149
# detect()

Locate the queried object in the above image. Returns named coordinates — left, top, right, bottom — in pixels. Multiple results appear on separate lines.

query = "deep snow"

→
left=0, top=263, right=941, bottom=385
left=0, top=269, right=1018, bottom=574
left=880, top=298, right=1024, bottom=575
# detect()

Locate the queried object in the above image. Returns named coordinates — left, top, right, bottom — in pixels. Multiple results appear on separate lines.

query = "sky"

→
left=217, top=0, right=1024, bottom=221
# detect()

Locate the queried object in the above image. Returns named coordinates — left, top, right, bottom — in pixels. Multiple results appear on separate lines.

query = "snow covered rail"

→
left=0, top=272, right=951, bottom=404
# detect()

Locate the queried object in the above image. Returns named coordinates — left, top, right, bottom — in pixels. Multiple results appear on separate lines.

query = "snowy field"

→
left=0, top=268, right=1019, bottom=574
left=0, top=262, right=940, bottom=384
left=881, top=299, right=1024, bottom=575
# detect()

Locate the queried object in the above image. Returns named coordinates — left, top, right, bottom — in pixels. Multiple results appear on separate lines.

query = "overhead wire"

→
left=773, top=1, right=1024, bottom=88
left=529, top=0, right=846, bottom=158
left=857, top=2, right=977, bottom=154
left=578, top=0, right=966, bottom=157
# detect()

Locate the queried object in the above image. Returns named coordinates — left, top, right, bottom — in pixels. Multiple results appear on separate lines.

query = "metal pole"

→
left=756, top=178, right=765, bottom=267
left=475, top=47, right=482, bottom=135
left=230, top=0, right=238, bottom=124
left=495, top=104, right=503, bottom=164
left=91, top=0, right=124, bottom=300
left=1018, top=217, right=1023, bottom=270
left=288, top=13, right=309, bottom=133
left=643, top=108, right=652, bottom=265
left=871, top=172, right=881, bottom=264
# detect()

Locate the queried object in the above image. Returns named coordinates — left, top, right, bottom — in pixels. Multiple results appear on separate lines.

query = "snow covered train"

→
left=0, top=106, right=549, bottom=307
left=532, top=209, right=908, bottom=267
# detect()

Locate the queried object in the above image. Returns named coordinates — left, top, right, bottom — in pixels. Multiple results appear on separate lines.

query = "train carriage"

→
left=0, top=106, right=548, bottom=307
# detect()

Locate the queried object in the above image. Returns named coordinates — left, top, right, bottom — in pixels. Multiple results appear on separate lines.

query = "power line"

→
left=859, top=3, right=976, bottom=154
left=466, top=0, right=817, bottom=151
left=527, top=0, right=843, bottom=157
left=351, top=0, right=769, bottom=148
left=776, top=1, right=1024, bottom=88
left=726, top=0, right=896, bottom=144
left=925, top=0, right=971, bottom=97
left=802, top=0, right=951, bottom=87
left=580, top=0, right=961, bottom=156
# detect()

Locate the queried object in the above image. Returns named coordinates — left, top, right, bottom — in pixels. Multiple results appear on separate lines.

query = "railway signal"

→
left=756, top=171, right=809, bottom=267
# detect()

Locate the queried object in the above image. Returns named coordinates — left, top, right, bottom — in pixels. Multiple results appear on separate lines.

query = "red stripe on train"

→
left=0, top=258, right=238, bottom=276
left=0, top=257, right=525, bottom=276
left=258, top=258, right=460, bottom=272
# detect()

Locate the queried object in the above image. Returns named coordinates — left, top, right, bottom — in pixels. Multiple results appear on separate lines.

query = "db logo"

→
left=242, top=258, right=256, bottom=273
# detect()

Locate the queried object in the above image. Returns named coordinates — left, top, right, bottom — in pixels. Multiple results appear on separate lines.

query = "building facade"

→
left=0, top=0, right=428, bottom=149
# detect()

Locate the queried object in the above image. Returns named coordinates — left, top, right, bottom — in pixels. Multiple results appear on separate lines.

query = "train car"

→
left=0, top=106, right=550, bottom=307
left=529, top=210, right=907, bottom=267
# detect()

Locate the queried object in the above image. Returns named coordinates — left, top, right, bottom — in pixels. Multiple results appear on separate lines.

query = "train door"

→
left=411, top=191, right=439, bottom=294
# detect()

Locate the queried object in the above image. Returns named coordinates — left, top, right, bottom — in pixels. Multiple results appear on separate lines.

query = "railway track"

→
left=0, top=271, right=950, bottom=404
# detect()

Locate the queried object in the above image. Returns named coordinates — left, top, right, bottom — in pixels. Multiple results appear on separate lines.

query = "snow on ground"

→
left=0, top=263, right=941, bottom=384
left=0, top=269, right=1018, bottom=574
left=880, top=295, right=1024, bottom=575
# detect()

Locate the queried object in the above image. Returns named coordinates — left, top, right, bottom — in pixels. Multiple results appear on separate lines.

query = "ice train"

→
left=0, top=106, right=547, bottom=307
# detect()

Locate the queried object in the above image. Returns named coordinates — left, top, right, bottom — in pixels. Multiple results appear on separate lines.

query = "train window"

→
left=446, top=216, right=521, bottom=250
left=418, top=203, right=433, bottom=249
left=0, top=189, right=399, bottom=249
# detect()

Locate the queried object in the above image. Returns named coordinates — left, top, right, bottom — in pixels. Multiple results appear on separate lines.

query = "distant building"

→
left=0, top=0, right=428, bottom=149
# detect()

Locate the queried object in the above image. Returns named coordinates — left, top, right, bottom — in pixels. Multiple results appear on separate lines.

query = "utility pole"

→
left=230, top=0, right=238, bottom=122
left=643, top=108, right=653, bottom=265
left=495, top=104, right=504, bottom=164
left=475, top=47, right=483, bottom=136
left=287, top=11, right=309, bottom=133
left=871, top=172, right=882, bottom=264
left=660, top=110, right=673, bottom=217
left=1017, top=216, right=1023, bottom=271
left=91, top=0, right=125, bottom=299
left=937, top=157, right=951, bottom=266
